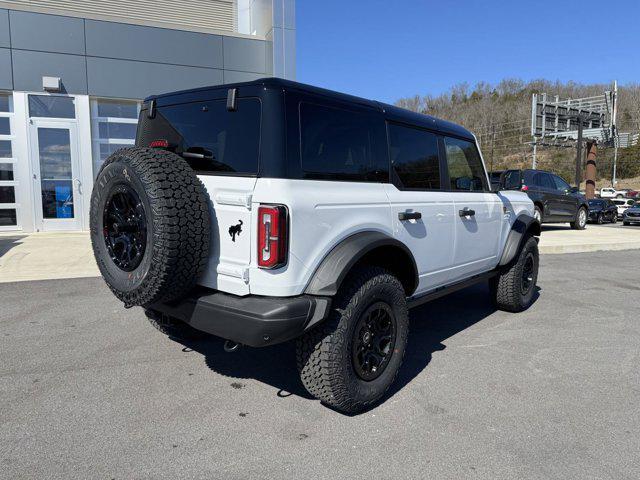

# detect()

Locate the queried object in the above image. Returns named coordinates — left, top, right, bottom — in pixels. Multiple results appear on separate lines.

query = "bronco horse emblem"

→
left=228, top=220, right=243, bottom=242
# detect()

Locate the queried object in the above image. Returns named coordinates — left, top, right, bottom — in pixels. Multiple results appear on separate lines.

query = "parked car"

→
left=587, top=199, right=618, bottom=224
left=622, top=202, right=640, bottom=226
left=489, top=170, right=503, bottom=191
left=600, top=187, right=629, bottom=199
left=626, top=190, right=639, bottom=198
left=612, top=198, right=637, bottom=218
left=89, top=78, right=541, bottom=413
left=500, top=169, right=589, bottom=229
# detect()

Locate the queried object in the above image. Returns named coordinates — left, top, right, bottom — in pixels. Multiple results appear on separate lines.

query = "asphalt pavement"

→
left=1, top=250, right=639, bottom=479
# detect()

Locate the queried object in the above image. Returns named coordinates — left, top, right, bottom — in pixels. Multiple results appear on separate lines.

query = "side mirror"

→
left=568, top=186, right=579, bottom=194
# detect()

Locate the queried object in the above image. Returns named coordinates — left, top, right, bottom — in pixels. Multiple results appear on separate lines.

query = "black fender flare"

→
left=304, top=231, right=418, bottom=296
left=499, top=213, right=541, bottom=266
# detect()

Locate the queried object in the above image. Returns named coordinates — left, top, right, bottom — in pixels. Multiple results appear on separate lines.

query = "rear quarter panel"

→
left=249, top=178, right=392, bottom=297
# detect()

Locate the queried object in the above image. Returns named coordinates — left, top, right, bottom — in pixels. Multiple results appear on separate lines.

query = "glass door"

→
left=29, top=120, right=83, bottom=231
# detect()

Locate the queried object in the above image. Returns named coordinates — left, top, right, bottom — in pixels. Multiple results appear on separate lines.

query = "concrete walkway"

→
left=0, top=232, right=99, bottom=283
left=1, top=224, right=640, bottom=283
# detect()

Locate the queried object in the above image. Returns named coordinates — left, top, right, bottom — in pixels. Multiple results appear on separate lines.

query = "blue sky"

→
left=297, top=0, right=640, bottom=103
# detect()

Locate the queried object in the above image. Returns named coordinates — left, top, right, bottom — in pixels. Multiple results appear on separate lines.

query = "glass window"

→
left=97, top=100, right=138, bottom=119
left=144, top=98, right=261, bottom=175
left=37, top=128, right=74, bottom=219
left=0, top=140, right=11, bottom=158
left=29, top=95, right=75, bottom=118
left=388, top=123, right=440, bottom=189
left=551, top=174, right=570, bottom=192
left=0, top=94, right=10, bottom=113
left=532, top=172, right=555, bottom=189
left=0, top=117, right=9, bottom=135
left=503, top=170, right=521, bottom=190
left=300, top=102, right=385, bottom=182
left=0, top=185, right=15, bottom=203
left=0, top=163, right=13, bottom=181
left=98, top=122, right=138, bottom=139
left=99, top=143, right=131, bottom=162
left=444, top=137, right=487, bottom=191
left=0, top=208, right=17, bottom=226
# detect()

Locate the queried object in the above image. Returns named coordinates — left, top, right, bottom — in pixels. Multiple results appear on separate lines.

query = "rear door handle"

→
left=398, top=211, right=422, bottom=221
left=459, top=208, right=475, bottom=217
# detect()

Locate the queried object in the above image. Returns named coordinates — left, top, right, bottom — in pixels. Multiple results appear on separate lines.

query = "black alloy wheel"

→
left=520, top=252, right=535, bottom=295
left=103, top=185, right=147, bottom=272
left=351, top=302, right=397, bottom=381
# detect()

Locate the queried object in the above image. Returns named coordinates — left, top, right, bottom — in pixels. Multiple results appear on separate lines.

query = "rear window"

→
left=141, top=98, right=261, bottom=175
left=299, top=102, right=386, bottom=182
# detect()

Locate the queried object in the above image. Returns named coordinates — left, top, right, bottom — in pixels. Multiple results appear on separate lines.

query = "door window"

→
left=387, top=123, right=440, bottom=189
left=532, top=171, right=555, bottom=190
left=37, top=128, right=74, bottom=219
left=444, top=137, right=487, bottom=191
left=551, top=174, right=570, bottom=192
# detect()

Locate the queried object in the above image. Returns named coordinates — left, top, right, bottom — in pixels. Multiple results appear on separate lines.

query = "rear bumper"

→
left=151, top=289, right=331, bottom=347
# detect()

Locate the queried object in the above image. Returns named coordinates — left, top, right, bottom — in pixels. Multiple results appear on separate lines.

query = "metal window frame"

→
left=0, top=93, right=21, bottom=230
left=90, top=98, right=141, bottom=178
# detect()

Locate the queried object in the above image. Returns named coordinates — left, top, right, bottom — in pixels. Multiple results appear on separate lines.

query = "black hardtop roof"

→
left=146, top=77, right=475, bottom=140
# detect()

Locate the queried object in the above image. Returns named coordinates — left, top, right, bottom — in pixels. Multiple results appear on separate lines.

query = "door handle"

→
left=459, top=208, right=476, bottom=217
left=398, top=211, right=422, bottom=221
left=74, top=178, right=82, bottom=194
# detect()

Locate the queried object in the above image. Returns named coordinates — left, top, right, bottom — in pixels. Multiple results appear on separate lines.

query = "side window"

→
left=503, top=170, right=521, bottom=190
left=532, top=172, right=554, bottom=189
left=300, top=102, right=386, bottom=182
left=387, top=123, right=440, bottom=190
left=552, top=174, right=570, bottom=192
left=444, top=137, right=488, bottom=191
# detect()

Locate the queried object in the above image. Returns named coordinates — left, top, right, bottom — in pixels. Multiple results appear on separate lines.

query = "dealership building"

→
left=0, top=0, right=295, bottom=232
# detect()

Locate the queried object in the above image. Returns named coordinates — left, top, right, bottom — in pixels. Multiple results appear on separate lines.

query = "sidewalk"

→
left=1, top=225, right=640, bottom=283
left=0, top=232, right=99, bottom=283
left=538, top=224, right=640, bottom=254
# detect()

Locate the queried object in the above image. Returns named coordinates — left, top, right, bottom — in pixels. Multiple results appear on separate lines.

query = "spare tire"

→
left=90, top=147, right=211, bottom=307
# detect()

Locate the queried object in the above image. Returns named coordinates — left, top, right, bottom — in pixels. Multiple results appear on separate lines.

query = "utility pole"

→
left=575, top=121, right=583, bottom=188
left=490, top=123, right=495, bottom=173
left=612, top=137, right=618, bottom=187
left=585, top=141, right=597, bottom=199
left=532, top=138, right=537, bottom=169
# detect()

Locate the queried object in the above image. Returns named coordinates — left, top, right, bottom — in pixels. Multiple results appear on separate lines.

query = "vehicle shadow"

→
left=172, top=282, right=536, bottom=412
left=0, top=235, right=26, bottom=258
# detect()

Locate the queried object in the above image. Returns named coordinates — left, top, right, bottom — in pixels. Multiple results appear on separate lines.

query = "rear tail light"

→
left=521, top=184, right=529, bottom=191
left=257, top=205, right=288, bottom=269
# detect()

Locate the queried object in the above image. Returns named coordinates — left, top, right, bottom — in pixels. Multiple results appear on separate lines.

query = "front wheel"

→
left=571, top=207, right=587, bottom=230
left=296, top=266, right=409, bottom=413
left=490, top=236, right=539, bottom=312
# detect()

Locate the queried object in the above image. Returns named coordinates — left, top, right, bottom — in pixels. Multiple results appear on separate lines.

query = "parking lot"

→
left=1, top=249, right=639, bottom=479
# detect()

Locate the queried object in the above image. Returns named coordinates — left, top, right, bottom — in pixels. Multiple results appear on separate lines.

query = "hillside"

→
left=395, top=79, right=640, bottom=186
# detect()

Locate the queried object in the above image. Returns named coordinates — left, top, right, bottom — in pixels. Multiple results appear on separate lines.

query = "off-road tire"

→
left=570, top=207, right=587, bottom=230
left=490, top=235, right=539, bottom=312
left=296, top=266, right=409, bottom=413
left=90, top=147, right=210, bottom=308
left=144, top=309, right=206, bottom=340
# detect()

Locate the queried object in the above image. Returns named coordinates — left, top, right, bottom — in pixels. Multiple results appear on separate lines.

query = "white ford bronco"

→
left=90, top=78, right=540, bottom=413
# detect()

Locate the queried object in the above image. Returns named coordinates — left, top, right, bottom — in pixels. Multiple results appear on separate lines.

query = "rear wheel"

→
left=571, top=207, right=587, bottom=230
left=491, top=236, right=539, bottom=312
left=296, top=266, right=409, bottom=413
